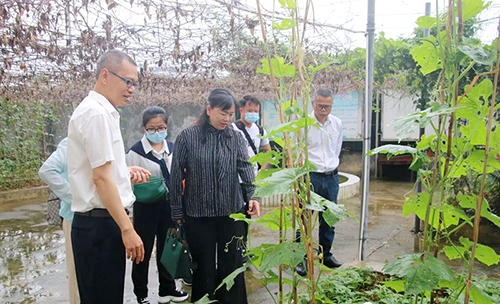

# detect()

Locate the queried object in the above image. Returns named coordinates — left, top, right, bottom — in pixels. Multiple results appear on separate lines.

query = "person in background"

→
left=67, top=49, right=151, bottom=303
left=232, top=95, right=271, bottom=260
left=295, top=88, right=343, bottom=276
left=126, top=106, right=188, bottom=304
left=170, top=88, right=260, bottom=304
left=39, top=137, right=80, bottom=304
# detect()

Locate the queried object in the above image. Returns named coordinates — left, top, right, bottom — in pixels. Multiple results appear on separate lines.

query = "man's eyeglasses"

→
left=109, top=70, right=139, bottom=88
left=145, top=127, right=167, bottom=134
left=315, top=104, right=332, bottom=110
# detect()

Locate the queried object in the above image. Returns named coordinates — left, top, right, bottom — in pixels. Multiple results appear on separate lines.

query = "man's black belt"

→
left=313, top=169, right=338, bottom=176
left=75, top=208, right=129, bottom=218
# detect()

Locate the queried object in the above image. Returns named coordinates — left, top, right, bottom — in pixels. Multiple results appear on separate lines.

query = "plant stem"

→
left=464, top=14, right=500, bottom=304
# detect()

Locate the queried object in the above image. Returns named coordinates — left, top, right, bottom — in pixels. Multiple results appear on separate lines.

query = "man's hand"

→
left=128, top=166, right=151, bottom=184
left=122, top=228, right=145, bottom=264
left=247, top=200, right=261, bottom=217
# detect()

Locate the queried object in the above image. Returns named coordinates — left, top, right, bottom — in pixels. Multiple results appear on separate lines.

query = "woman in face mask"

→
left=126, top=106, right=188, bottom=304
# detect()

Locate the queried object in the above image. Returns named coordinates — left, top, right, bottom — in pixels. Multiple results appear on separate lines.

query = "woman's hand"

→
left=247, top=200, right=261, bottom=217
left=128, top=166, right=151, bottom=184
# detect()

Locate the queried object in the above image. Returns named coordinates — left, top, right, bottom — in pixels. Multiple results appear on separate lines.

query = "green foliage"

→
left=384, top=254, right=455, bottom=295
left=0, top=99, right=57, bottom=190
left=257, top=56, right=296, bottom=78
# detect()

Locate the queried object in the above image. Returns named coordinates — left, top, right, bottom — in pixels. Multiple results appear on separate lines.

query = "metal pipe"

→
left=358, top=0, right=375, bottom=261
left=414, top=3, right=431, bottom=250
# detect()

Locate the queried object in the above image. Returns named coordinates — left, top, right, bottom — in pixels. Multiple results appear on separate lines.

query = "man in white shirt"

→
left=296, top=88, right=343, bottom=276
left=67, top=49, right=150, bottom=303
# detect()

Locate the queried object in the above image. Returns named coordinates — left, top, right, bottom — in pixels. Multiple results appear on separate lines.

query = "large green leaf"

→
left=259, top=242, right=306, bottom=272
left=458, top=41, right=496, bottom=66
left=410, top=36, right=441, bottom=75
left=461, top=0, right=489, bottom=21
left=416, top=16, right=437, bottom=28
left=265, top=117, right=317, bottom=137
left=465, top=150, right=500, bottom=174
left=257, top=57, right=295, bottom=78
left=470, top=282, right=495, bottom=304
left=458, top=237, right=500, bottom=266
left=457, top=194, right=500, bottom=228
left=388, top=103, right=459, bottom=140
left=367, top=144, right=417, bottom=158
left=254, top=166, right=312, bottom=197
left=384, top=254, right=455, bottom=295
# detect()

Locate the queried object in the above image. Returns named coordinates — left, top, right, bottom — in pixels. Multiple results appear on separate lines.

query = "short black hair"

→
left=95, top=49, right=137, bottom=79
left=311, top=88, right=334, bottom=102
left=238, top=95, right=261, bottom=108
left=142, top=106, right=168, bottom=127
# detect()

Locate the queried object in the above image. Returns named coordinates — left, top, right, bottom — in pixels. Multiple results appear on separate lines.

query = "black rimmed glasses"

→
left=145, top=126, right=167, bottom=134
left=315, top=104, right=332, bottom=110
left=109, top=70, right=139, bottom=88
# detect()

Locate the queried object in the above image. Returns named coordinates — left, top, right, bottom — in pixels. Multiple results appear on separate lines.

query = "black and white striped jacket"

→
left=170, top=124, right=257, bottom=220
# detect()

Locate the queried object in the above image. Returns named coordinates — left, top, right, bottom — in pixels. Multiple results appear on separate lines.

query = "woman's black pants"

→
left=132, top=200, right=176, bottom=299
left=185, top=216, right=247, bottom=304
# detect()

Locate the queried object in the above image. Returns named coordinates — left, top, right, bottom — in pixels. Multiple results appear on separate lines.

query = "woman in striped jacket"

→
left=170, top=88, right=261, bottom=304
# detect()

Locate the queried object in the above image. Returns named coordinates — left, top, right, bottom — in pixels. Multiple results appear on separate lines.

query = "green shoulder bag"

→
left=133, top=176, right=168, bottom=203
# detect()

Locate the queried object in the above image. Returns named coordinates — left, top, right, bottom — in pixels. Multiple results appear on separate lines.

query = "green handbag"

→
left=133, top=176, right=168, bottom=203
left=160, top=227, right=191, bottom=279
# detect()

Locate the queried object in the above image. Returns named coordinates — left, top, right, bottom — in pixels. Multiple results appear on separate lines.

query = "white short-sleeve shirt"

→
left=307, top=112, right=343, bottom=172
left=67, top=91, right=135, bottom=212
left=231, top=122, right=269, bottom=176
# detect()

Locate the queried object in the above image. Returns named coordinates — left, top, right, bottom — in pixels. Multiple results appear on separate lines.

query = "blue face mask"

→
left=146, top=130, right=167, bottom=144
left=244, top=112, right=260, bottom=124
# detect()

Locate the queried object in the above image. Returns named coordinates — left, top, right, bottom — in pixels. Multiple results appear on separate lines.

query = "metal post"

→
left=414, top=2, right=431, bottom=251
left=358, top=0, right=375, bottom=261
left=374, top=92, right=380, bottom=178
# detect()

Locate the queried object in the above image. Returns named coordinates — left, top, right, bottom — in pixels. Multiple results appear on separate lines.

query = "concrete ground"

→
left=0, top=180, right=498, bottom=303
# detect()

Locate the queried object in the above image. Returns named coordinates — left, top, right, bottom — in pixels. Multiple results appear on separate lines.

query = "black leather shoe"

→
left=323, top=256, right=342, bottom=268
left=295, top=261, right=307, bottom=276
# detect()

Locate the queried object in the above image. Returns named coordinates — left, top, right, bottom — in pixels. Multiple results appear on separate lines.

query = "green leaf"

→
left=461, top=0, right=489, bottom=21
left=193, top=294, right=217, bottom=304
left=443, top=245, right=467, bottom=261
left=265, top=117, right=317, bottom=137
left=257, top=56, right=295, bottom=78
left=475, top=243, right=500, bottom=266
left=384, top=254, right=455, bottom=295
left=272, top=18, right=295, bottom=30
left=308, top=61, right=334, bottom=72
left=457, top=194, right=500, bottom=228
left=367, top=144, right=417, bottom=158
left=470, top=282, right=495, bottom=304
left=389, top=105, right=459, bottom=140
left=458, top=42, right=497, bottom=65
left=465, top=150, right=500, bottom=174
left=278, top=0, right=296, bottom=9
left=259, top=242, right=306, bottom=272
left=308, top=191, right=352, bottom=226
left=250, top=150, right=281, bottom=167
left=215, top=264, right=248, bottom=292
left=254, top=167, right=311, bottom=197
left=410, top=36, right=441, bottom=75
left=383, top=280, right=406, bottom=293
left=416, top=16, right=437, bottom=28
left=416, top=134, right=436, bottom=151
left=255, top=168, right=281, bottom=181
